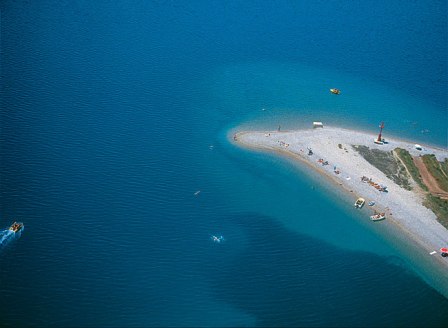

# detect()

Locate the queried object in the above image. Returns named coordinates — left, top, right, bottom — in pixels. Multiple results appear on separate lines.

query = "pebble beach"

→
left=234, top=126, right=448, bottom=274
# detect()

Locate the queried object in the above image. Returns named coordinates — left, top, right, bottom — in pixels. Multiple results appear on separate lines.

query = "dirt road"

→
left=414, top=156, right=448, bottom=200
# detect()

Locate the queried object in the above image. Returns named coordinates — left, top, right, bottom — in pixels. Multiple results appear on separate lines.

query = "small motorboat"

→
left=368, top=201, right=375, bottom=206
left=370, top=213, right=386, bottom=221
left=330, top=88, right=341, bottom=95
left=354, top=198, right=365, bottom=208
left=9, top=222, right=24, bottom=233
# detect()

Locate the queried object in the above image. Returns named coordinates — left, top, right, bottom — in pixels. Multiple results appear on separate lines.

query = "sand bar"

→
left=233, top=126, right=448, bottom=272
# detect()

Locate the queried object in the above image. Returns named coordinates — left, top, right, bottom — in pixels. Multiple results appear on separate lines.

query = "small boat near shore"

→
left=370, top=213, right=386, bottom=221
left=368, top=201, right=375, bottom=206
left=9, top=222, right=24, bottom=233
left=354, top=198, right=365, bottom=208
left=330, top=88, right=341, bottom=95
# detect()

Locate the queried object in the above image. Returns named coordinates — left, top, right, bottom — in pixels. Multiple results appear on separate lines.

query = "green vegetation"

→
left=422, top=154, right=448, bottom=192
left=420, top=155, right=448, bottom=227
left=394, top=148, right=428, bottom=191
left=441, top=158, right=448, bottom=177
left=394, top=150, right=448, bottom=227
left=353, top=145, right=411, bottom=190
left=424, top=195, right=448, bottom=229
left=352, top=146, right=448, bottom=227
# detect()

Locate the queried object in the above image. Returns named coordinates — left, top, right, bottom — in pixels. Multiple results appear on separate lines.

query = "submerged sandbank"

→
left=232, top=125, right=448, bottom=291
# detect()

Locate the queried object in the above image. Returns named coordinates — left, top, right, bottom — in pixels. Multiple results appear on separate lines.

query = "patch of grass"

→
left=424, top=194, right=448, bottom=229
left=440, top=158, right=448, bottom=178
left=352, top=145, right=411, bottom=190
left=422, top=154, right=448, bottom=192
left=353, top=147, right=448, bottom=228
left=394, top=148, right=428, bottom=191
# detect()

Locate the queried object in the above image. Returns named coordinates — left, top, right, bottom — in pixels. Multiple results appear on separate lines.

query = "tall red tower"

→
left=377, top=122, right=384, bottom=142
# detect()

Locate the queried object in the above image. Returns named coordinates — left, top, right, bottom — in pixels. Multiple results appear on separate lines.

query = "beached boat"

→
left=368, top=201, right=375, bottom=206
left=9, top=222, right=23, bottom=233
left=354, top=198, right=365, bottom=208
left=330, top=88, right=341, bottom=95
left=370, top=213, right=386, bottom=221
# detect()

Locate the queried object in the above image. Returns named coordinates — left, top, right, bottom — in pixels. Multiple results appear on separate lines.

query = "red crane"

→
left=377, top=122, right=384, bottom=143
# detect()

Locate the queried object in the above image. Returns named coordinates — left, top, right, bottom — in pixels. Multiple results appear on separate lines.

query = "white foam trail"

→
left=0, top=229, right=16, bottom=247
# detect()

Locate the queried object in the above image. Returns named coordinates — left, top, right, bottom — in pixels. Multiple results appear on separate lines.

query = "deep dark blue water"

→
left=1, top=1, right=447, bottom=326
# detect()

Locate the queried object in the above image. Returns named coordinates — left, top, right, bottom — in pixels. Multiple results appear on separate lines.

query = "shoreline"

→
left=231, top=125, right=448, bottom=295
left=230, top=124, right=447, bottom=154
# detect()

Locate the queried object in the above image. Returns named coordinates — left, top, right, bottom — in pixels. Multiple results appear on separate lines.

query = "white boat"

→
left=368, top=201, right=375, bottom=206
left=370, top=213, right=386, bottom=221
left=354, top=198, right=365, bottom=208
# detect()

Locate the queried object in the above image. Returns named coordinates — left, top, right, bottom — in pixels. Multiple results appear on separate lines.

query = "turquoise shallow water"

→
left=201, top=62, right=446, bottom=147
left=1, top=0, right=447, bottom=326
left=194, top=60, right=448, bottom=290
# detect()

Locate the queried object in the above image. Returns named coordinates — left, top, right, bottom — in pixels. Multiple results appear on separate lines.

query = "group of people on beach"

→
left=317, top=158, right=329, bottom=166
left=361, top=176, right=388, bottom=192
left=315, top=158, right=341, bottom=174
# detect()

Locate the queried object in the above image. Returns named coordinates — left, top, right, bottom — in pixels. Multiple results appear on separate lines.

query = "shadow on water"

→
left=206, top=213, right=448, bottom=327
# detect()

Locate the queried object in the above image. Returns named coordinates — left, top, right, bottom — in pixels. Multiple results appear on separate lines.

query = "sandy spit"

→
left=233, top=126, right=448, bottom=272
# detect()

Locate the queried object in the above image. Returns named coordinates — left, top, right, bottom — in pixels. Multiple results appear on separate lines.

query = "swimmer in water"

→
left=211, top=235, right=224, bottom=243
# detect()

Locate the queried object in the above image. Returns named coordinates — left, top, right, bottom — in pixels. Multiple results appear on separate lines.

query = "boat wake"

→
left=0, top=228, right=22, bottom=249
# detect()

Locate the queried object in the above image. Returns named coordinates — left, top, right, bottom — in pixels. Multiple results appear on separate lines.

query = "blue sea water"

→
left=1, top=0, right=447, bottom=326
